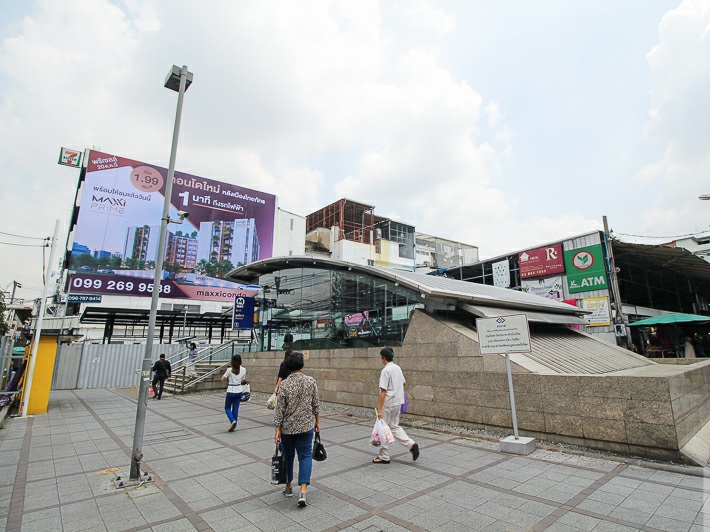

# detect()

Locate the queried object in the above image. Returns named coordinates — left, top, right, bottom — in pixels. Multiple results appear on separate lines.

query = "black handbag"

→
left=271, top=443, right=287, bottom=484
left=313, top=432, right=327, bottom=462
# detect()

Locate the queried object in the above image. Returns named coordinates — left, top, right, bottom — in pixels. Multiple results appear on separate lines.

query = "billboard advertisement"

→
left=563, top=244, right=608, bottom=294
left=233, top=296, right=256, bottom=330
left=520, top=276, right=563, bottom=300
left=518, top=244, right=565, bottom=279
left=67, top=150, right=276, bottom=301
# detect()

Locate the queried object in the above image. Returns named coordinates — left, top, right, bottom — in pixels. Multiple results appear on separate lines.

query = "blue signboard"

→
left=232, top=296, right=255, bottom=330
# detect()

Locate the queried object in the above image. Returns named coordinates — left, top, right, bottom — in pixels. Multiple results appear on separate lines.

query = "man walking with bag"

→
left=373, top=346, right=419, bottom=464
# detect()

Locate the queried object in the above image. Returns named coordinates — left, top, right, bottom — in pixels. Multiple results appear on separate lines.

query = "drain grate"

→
left=143, top=428, right=196, bottom=444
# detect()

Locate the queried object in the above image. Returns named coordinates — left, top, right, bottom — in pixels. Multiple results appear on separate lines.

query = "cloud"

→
left=404, top=2, right=455, bottom=36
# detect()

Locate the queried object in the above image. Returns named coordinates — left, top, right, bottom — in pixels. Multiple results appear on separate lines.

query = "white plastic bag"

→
left=266, top=393, right=277, bottom=410
left=370, top=418, right=381, bottom=446
left=376, top=418, right=395, bottom=445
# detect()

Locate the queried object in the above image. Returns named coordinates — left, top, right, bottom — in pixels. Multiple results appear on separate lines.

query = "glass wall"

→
left=256, top=267, right=424, bottom=351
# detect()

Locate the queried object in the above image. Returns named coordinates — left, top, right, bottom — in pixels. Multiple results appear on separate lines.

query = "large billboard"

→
left=67, top=150, right=276, bottom=300
left=563, top=244, right=608, bottom=294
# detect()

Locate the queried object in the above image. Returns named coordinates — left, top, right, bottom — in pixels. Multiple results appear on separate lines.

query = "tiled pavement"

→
left=0, top=389, right=708, bottom=532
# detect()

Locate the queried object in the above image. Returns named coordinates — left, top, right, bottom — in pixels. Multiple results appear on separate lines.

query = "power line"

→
left=0, top=241, right=49, bottom=247
left=0, top=231, right=48, bottom=240
left=614, top=231, right=709, bottom=240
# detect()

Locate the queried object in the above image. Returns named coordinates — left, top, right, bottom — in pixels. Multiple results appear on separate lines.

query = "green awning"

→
left=629, top=312, right=710, bottom=326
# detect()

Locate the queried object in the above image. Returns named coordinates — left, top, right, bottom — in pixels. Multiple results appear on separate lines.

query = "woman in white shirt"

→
left=220, top=355, right=247, bottom=432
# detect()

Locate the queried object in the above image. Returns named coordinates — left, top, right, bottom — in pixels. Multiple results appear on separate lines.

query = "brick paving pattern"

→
left=0, top=389, right=708, bottom=531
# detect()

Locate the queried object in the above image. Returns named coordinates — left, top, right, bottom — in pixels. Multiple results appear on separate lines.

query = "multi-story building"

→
left=165, top=233, right=198, bottom=271
left=122, top=225, right=160, bottom=264
left=197, top=218, right=259, bottom=268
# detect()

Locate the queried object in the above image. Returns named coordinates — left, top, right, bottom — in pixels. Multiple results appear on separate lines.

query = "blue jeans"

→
left=280, top=428, right=314, bottom=486
left=224, top=392, right=243, bottom=424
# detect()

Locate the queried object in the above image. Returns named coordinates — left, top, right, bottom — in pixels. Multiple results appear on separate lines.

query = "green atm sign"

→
left=564, top=244, right=608, bottom=294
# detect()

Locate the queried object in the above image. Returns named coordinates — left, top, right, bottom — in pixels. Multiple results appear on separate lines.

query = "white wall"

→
left=273, top=209, right=306, bottom=257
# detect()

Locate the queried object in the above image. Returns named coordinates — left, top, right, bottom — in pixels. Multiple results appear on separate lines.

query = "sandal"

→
left=372, top=457, right=390, bottom=464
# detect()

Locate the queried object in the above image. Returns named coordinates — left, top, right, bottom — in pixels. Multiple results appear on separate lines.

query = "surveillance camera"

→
left=177, top=210, right=190, bottom=220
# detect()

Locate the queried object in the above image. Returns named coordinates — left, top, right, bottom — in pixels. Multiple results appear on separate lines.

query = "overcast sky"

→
left=2, top=0, right=709, bottom=302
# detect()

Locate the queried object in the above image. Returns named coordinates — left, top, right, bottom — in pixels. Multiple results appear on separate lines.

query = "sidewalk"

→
left=0, top=389, right=707, bottom=532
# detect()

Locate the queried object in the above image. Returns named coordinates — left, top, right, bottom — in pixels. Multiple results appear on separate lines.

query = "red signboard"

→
left=518, top=244, right=565, bottom=279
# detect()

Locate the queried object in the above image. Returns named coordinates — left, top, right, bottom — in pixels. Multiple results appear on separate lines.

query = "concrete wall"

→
left=240, top=310, right=710, bottom=463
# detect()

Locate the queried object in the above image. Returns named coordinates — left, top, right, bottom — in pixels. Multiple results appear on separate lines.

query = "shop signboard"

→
left=67, top=294, right=102, bottom=303
left=563, top=244, right=608, bottom=294
left=58, top=147, right=82, bottom=167
left=67, top=150, right=276, bottom=300
left=232, top=295, right=256, bottom=330
left=520, top=276, right=563, bottom=300
left=581, top=296, right=611, bottom=326
left=518, top=244, right=564, bottom=279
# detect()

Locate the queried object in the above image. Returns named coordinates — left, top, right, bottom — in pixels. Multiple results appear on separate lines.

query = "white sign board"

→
left=476, top=314, right=532, bottom=355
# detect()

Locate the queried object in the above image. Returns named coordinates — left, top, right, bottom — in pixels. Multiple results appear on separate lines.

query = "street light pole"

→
left=128, top=65, right=193, bottom=482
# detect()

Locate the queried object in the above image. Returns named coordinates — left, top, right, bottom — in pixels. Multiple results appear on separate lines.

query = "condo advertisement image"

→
left=68, top=150, right=276, bottom=301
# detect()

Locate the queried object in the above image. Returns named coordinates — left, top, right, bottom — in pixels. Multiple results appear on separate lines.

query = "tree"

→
left=0, top=293, right=8, bottom=336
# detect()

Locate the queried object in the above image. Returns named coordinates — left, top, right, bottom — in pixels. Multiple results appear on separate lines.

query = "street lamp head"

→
left=699, top=194, right=710, bottom=201
left=164, top=65, right=193, bottom=92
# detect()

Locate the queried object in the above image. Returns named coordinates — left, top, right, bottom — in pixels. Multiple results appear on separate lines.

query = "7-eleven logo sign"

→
left=58, top=147, right=82, bottom=167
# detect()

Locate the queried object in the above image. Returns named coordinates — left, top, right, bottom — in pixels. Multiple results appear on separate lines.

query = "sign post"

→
left=476, top=314, right=536, bottom=455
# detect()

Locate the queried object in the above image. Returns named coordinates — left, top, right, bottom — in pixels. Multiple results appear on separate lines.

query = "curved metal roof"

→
left=227, top=256, right=588, bottom=322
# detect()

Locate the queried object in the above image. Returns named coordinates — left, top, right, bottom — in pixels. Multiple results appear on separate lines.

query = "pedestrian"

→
left=220, top=355, right=247, bottom=432
left=274, top=350, right=291, bottom=395
left=186, top=342, right=198, bottom=377
left=373, top=346, right=419, bottom=464
left=273, top=351, right=320, bottom=507
left=151, top=354, right=172, bottom=400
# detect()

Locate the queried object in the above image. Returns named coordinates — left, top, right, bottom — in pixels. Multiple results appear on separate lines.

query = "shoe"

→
left=282, top=487, right=293, bottom=497
left=372, top=457, right=390, bottom=464
left=228, top=421, right=237, bottom=432
left=298, top=492, right=307, bottom=507
left=410, top=443, right=420, bottom=461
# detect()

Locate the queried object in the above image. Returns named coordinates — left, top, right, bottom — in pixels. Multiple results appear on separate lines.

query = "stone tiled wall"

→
left=241, top=310, right=710, bottom=463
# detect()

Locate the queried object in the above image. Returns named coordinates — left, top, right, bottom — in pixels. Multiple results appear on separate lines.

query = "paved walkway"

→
left=0, top=389, right=708, bottom=532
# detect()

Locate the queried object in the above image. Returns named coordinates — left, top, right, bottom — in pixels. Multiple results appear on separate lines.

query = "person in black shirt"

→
left=151, top=354, right=172, bottom=400
left=274, top=350, right=291, bottom=395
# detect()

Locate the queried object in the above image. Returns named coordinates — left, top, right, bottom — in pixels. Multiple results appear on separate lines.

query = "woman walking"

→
left=221, top=355, right=247, bottom=432
left=273, top=351, right=320, bottom=507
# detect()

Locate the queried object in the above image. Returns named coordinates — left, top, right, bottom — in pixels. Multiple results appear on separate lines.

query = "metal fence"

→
left=52, top=343, right=183, bottom=390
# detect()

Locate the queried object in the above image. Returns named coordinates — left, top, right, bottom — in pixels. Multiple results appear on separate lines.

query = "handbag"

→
left=240, top=383, right=251, bottom=402
left=271, top=443, right=287, bottom=484
left=400, top=391, right=408, bottom=414
left=266, top=392, right=277, bottom=410
left=312, top=432, right=327, bottom=462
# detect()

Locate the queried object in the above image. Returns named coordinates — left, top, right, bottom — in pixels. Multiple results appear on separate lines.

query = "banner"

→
left=520, top=276, right=563, bottom=300
left=563, top=244, right=608, bottom=294
left=492, top=260, right=510, bottom=288
left=67, top=150, right=276, bottom=300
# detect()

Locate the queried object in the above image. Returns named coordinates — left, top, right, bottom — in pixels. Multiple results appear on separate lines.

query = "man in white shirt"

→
left=373, top=346, right=419, bottom=464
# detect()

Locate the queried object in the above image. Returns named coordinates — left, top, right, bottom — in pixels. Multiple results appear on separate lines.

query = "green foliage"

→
left=195, top=258, right=235, bottom=278
left=0, top=293, right=8, bottom=336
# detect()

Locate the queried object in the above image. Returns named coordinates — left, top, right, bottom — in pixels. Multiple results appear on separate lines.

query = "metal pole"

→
left=505, top=354, right=519, bottom=439
left=603, top=216, right=633, bottom=350
left=22, top=220, right=60, bottom=417
left=129, top=65, right=190, bottom=481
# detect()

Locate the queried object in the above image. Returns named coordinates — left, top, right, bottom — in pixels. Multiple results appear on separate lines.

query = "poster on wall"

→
left=520, top=276, right=563, bottom=300
left=492, top=260, right=510, bottom=288
left=518, top=244, right=565, bottom=279
left=581, top=296, right=611, bottom=326
left=563, top=244, right=608, bottom=294
left=67, top=150, right=276, bottom=300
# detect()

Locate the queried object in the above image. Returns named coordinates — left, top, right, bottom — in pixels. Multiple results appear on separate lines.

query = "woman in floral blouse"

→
left=273, top=351, right=320, bottom=507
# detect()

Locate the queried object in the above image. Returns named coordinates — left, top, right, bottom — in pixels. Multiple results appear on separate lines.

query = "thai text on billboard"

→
left=67, top=150, right=276, bottom=300
left=518, top=244, right=565, bottom=279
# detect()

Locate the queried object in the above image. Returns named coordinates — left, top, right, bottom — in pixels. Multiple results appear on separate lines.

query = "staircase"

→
left=163, top=339, right=251, bottom=395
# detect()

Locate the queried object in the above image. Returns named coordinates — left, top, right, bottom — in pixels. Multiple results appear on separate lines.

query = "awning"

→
left=458, top=303, right=589, bottom=325
left=628, top=312, right=710, bottom=327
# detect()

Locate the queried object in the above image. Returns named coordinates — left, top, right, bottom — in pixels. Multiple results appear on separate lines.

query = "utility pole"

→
left=603, top=216, right=633, bottom=350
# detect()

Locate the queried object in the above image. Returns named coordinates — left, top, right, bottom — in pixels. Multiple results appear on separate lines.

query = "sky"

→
left=2, top=0, right=709, bottom=303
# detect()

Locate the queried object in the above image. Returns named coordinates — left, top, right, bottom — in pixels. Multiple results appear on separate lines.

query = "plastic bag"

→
left=271, top=443, right=287, bottom=484
left=400, top=392, right=408, bottom=414
left=370, top=418, right=381, bottom=446
left=240, top=384, right=251, bottom=402
left=377, top=418, right=395, bottom=444
left=266, top=393, right=277, bottom=410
